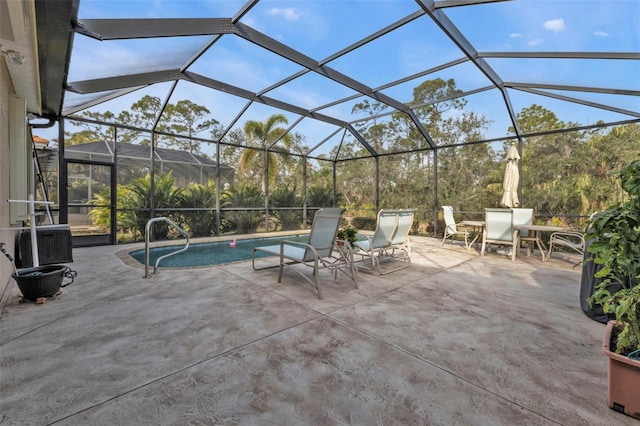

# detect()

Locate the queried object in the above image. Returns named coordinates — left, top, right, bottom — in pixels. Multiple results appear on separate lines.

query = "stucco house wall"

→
left=0, top=59, right=16, bottom=310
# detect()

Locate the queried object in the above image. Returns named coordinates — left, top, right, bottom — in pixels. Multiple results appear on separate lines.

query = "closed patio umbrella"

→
left=501, top=144, right=520, bottom=208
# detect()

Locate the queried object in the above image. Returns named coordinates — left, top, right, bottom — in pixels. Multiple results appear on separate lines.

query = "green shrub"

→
left=588, top=159, right=640, bottom=355
left=352, top=216, right=376, bottom=231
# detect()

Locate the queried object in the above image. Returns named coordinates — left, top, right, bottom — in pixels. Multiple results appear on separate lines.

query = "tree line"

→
left=66, top=78, right=639, bottom=240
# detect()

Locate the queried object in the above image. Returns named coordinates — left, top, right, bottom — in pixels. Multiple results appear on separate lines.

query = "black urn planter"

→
left=12, top=265, right=75, bottom=300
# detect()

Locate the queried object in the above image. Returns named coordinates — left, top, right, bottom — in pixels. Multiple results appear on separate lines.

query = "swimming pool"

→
left=128, top=235, right=309, bottom=268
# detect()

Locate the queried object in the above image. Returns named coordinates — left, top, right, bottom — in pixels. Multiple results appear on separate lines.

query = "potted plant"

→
left=587, top=159, right=640, bottom=419
left=336, top=225, right=358, bottom=247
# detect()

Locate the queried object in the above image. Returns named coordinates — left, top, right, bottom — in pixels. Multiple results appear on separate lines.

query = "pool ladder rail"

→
left=143, top=217, right=190, bottom=278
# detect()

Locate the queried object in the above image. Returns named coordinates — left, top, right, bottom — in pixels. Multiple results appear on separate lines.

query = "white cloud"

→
left=528, top=38, right=543, bottom=46
left=509, top=33, right=523, bottom=38
left=594, top=30, right=610, bottom=37
left=266, top=7, right=300, bottom=21
left=543, top=18, right=565, bottom=33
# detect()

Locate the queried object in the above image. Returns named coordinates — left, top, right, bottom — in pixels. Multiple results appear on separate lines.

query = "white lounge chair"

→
left=441, top=206, right=471, bottom=249
left=354, top=209, right=401, bottom=274
left=251, top=207, right=357, bottom=299
left=387, top=209, right=415, bottom=266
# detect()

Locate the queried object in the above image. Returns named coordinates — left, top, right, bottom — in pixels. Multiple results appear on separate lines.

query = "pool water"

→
left=129, top=235, right=309, bottom=268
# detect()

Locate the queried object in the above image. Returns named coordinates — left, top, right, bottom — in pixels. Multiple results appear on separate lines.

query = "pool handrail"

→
left=144, top=217, right=190, bottom=278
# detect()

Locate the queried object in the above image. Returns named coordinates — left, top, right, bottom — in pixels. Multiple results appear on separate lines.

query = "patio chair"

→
left=511, top=208, right=538, bottom=257
left=547, top=230, right=585, bottom=261
left=390, top=209, right=415, bottom=256
left=441, top=206, right=471, bottom=249
left=380, top=209, right=415, bottom=274
left=353, top=209, right=399, bottom=274
left=481, top=208, right=517, bottom=261
left=251, top=207, right=357, bottom=299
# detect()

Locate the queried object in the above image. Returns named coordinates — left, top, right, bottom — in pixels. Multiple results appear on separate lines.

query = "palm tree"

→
left=238, top=114, right=292, bottom=192
left=87, top=187, right=116, bottom=232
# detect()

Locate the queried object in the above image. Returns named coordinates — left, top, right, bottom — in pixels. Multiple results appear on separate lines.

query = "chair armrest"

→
left=354, top=232, right=374, bottom=243
left=280, top=239, right=309, bottom=248
left=280, top=240, right=331, bottom=252
left=550, top=231, right=585, bottom=241
left=549, top=231, right=585, bottom=249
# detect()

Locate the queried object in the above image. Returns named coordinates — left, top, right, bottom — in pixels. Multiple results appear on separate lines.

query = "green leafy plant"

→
left=336, top=225, right=358, bottom=246
left=125, top=172, right=183, bottom=240
left=270, top=184, right=303, bottom=231
left=592, top=285, right=640, bottom=355
left=587, top=159, right=640, bottom=355
left=221, top=183, right=264, bottom=234
left=177, top=182, right=217, bottom=237
left=87, top=172, right=183, bottom=241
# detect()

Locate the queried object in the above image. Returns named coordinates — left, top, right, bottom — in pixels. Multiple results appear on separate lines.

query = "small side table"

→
left=330, top=241, right=359, bottom=288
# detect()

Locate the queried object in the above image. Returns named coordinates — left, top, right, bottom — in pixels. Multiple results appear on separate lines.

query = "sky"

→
left=35, top=0, right=640, bottom=157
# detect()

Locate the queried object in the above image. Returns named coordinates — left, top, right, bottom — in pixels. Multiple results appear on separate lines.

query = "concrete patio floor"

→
left=0, top=236, right=634, bottom=425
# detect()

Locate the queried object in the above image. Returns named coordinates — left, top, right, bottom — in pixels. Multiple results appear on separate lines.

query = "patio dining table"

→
left=514, top=224, right=565, bottom=261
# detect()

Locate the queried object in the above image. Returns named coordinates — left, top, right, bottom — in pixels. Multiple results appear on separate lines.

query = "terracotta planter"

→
left=603, top=320, right=640, bottom=419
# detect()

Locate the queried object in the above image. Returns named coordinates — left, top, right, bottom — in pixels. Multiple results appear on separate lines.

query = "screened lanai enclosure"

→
left=24, top=0, right=640, bottom=245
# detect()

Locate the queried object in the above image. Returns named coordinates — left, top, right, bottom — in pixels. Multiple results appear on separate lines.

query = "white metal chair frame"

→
left=252, top=208, right=358, bottom=299
left=353, top=209, right=415, bottom=275
left=547, top=231, right=586, bottom=261
left=379, top=209, right=415, bottom=274
left=354, top=209, right=400, bottom=275
left=441, top=206, right=471, bottom=249
left=388, top=209, right=415, bottom=260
